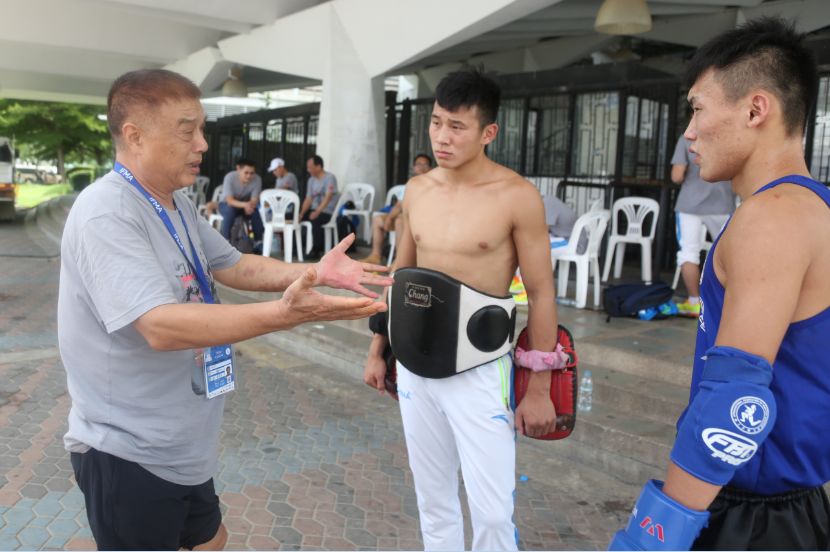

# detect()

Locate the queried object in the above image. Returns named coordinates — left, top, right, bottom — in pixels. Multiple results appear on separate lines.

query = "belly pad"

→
left=388, top=267, right=517, bottom=378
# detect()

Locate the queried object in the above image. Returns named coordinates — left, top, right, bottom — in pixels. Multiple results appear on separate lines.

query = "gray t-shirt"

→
left=275, top=171, right=298, bottom=194
left=58, top=171, right=242, bottom=485
left=306, top=172, right=338, bottom=215
left=672, top=136, right=736, bottom=215
left=543, top=195, right=577, bottom=239
left=222, top=170, right=262, bottom=203
left=542, top=195, right=588, bottom=253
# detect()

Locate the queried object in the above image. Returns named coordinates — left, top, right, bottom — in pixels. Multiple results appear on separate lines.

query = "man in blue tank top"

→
left=610, top=17, right=830, bottom=551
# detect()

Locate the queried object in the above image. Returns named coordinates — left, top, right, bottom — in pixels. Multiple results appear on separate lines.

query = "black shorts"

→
left=692, top=485, right=830, bottom=550
left=71, top=448, right=221, bottom=551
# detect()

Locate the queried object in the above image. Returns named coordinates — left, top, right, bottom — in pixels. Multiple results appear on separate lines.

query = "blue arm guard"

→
left=609, top=480, right=709, bottom=551
left=671, top=346, right=777, bottom=485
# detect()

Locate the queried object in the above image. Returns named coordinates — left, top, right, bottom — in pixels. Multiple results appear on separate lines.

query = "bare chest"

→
left=408, top=197, right=512, bottom=256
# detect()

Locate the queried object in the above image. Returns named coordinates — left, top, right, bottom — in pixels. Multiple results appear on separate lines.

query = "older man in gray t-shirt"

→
left=299, top=155, right=339, bottom=257
left=268, top=157, right=298, bottom=194
left=671, top=135, right=736, bottom=315
left=58, top=69, right=392, bottom=551
left=60, top=172, right=241, bottom=486
left=304, top=172, right=338, bottom=215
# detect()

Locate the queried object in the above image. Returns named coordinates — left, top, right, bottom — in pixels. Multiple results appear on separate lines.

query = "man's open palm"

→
left=316, top=234, right=394, bottom=298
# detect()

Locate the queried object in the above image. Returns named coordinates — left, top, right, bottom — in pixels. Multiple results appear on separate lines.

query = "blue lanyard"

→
left=114, top=162, right=215, bottom=304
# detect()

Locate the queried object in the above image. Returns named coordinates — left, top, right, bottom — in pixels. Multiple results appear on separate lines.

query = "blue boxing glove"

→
left=671, top=346, right=776, bottom=485
left=609, top=480, right=709, bottom=551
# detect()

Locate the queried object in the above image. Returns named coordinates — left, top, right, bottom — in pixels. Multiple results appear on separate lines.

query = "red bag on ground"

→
left=513, top=325, right=578, bottom=440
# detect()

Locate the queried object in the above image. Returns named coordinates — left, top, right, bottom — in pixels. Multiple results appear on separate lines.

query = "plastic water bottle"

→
left=577, top=370, right=593, bottom=413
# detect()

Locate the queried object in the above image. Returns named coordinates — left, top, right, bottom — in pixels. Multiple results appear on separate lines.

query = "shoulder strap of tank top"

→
left=753, top=174, right=830, bottom=208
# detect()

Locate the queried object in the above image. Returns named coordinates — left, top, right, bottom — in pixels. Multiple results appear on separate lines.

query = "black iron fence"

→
left=204, top=103, right=320, bottom=199
left=808, top=73, right=830, bottom=184
left=204, top=66, right=829, bottom=273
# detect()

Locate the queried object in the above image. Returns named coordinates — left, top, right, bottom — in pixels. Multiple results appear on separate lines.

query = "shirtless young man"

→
left=610, top=17, right=830, bottom=551
left=363, top=69, right=561, bottom=550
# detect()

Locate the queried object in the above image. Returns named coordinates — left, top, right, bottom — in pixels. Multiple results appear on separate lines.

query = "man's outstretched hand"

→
left=315, top=234, right=394, bottom=298
left=281, top=267, right=387, bottom=325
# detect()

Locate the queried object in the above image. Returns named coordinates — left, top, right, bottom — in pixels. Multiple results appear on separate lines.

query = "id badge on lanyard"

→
left=195, top=345, right=235, bottom=398
left=114, top=162, right=235, bottom=399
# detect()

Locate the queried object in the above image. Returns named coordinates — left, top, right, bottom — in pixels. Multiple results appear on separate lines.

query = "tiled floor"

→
left=0, top=215, right=698, bottom=550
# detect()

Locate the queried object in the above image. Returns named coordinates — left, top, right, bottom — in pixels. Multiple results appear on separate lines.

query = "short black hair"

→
left=685, top=16, right=817, bottom=136
left=413, top=153, right=433, bottom=167
left=108, top=69, right=201, bottom=147
left=434, top=68, right=501, bottom=127
left=235, top=158, right=256, bottom=169
left=308, top=154, right=324, bottom=169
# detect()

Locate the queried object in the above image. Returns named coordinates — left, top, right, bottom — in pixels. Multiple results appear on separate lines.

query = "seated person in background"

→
left=264, top=157, right=299, bottom=226
left=299, top=155, right=338, bottom=259
left=510, top=194, right=582, bottom=304
left=543, top=195, right=578, bottom=249
left=219, top=158, right=264, bottom=243
left=268, top=157, right=299, bottom=194
left=361, top=153, right=433, bottom=264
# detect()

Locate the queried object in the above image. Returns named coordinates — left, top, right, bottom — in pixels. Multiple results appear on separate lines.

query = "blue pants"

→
left=219, top=202, right=264, bottom=241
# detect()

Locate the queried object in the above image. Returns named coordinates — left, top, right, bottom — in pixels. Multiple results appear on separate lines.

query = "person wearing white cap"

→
left=267, top=157, right=298, bottom=194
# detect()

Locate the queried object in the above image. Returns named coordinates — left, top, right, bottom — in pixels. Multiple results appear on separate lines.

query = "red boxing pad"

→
left=513, top=325, right=578, bottom=440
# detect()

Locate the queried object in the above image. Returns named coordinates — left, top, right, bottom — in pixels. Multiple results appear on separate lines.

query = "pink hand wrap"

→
left=514, top=342, right=569, bottom=372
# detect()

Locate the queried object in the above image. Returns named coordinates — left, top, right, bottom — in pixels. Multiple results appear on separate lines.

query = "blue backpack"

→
left=603, top=281, right=674, bottom=321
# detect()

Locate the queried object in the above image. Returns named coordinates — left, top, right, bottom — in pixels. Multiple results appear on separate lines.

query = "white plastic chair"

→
left=259, top=189, right=312, bottom=262
left=321, top=183, right=376, bottom=252
left=300, top=221, right=313, bottom=255
left=375, top=185, right=406, bottom=266
left=184, top=176, right=209, bottom=207
left=672, top=225, right=712, bottom=290
left=552, top=209, right=611, bottom=309
left=601, top=197, right=660, bottom=283
left=183, top=185, right=198, bottom=205
left=321, top=192, right=350, bottom=254
left=339, top=183, right=376, bottom=244
left=200, top=187, right=224, bottom=231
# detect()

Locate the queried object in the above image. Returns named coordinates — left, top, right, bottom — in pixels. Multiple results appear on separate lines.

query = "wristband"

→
left=369, top=311, right=388, bottom=337
left=515, top=342, right=568, bottom=372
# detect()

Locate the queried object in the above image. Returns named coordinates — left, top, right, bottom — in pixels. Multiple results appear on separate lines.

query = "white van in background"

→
left=0, top=137, right=16, bottom=221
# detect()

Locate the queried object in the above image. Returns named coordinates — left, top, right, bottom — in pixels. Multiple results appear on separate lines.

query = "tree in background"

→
left=0, top=99, right=110, bottom=181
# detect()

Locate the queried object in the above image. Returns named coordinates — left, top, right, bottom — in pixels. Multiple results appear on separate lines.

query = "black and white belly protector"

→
left=388, top=267, right=517, bottom=378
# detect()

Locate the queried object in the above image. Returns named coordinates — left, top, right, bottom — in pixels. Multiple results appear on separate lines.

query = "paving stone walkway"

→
left=0, top=213, right=655, bottom=550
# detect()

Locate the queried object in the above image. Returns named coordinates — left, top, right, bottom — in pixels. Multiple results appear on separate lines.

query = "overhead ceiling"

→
left=0, top=0, right=825, bottom=104
left=398, top=0, right=830, bottom=77
left=0, top=0, right=326, bottom=103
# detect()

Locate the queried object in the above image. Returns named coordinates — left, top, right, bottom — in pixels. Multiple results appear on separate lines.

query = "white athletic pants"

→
left=675, top=211, right=729, bottom=266
left=396, top=355, right=518, bottom=551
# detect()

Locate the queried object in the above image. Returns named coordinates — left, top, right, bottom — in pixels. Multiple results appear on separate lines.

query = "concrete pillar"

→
left=317, top=14, right=386, bottom=203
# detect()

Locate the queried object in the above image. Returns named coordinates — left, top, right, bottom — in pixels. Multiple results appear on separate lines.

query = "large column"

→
left=316, top=13, right=386, bottom=203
